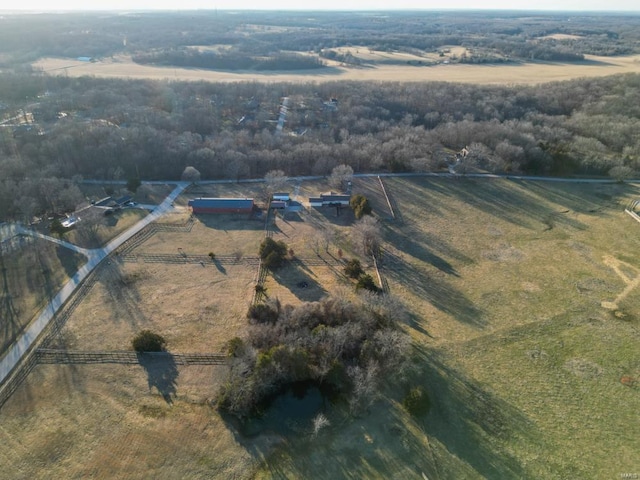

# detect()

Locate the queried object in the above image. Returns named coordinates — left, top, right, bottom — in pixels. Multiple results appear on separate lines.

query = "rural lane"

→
left=0, top=182, right=188, bottom=385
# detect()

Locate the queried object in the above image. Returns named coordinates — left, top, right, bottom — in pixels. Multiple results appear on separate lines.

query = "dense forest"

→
left=132, top=49, right=325, bottom=71
left=2, top=70, right=640, bottom=221
left=0, top=11, right=639, bottom=67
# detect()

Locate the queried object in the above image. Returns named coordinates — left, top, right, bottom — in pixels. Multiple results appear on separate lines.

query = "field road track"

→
left=0, top=182, right=189, bottom=387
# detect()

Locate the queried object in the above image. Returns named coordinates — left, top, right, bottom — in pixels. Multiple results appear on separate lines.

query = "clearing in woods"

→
left=0, top=178, right=639, bottom=479
left=33, top=53, right=640, bottom=85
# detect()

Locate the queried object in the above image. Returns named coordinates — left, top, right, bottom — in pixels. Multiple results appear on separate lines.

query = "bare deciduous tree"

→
left=181, top=166, right=201, bottom=183
left=329, top=164, right=354, bottom=192
left=353, top=215, right=381, bottom=257
left=264, top=169, right=289, bottom=195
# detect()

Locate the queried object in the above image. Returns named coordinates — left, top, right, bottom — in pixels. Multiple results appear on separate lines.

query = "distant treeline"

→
left=0, top=11, right=637, bottom=68
left=132, top=49, right=325, bottom=71
left=2, top=72, right=640, bottom=220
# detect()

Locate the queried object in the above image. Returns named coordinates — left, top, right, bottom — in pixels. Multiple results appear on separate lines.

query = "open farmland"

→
left=33, top=53, right=640, bottom=85
left=0, top=177, right=639, bottom=478
left=0, top=237, right=86, bottom=357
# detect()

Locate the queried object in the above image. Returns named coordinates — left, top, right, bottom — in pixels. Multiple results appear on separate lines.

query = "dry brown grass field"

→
left=33, top=53, right=640, bottom=85
left=64, top=208, right=148, bottom=249
left=0, top=237, right=85, bottom=357
left=53, top=214, right=262, bottom=353
left=1, top=177, right=639, bottom=479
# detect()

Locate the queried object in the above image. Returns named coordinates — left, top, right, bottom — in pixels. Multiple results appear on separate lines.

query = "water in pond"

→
left=240, top=381, right=330, bottom=437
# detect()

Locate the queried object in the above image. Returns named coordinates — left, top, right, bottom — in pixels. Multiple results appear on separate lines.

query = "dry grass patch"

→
left=33, top=54, right=640, bottom=85
left=0, top=237, right=85, bottom=356
left=0, top=363, right=259, bottom=479
left=262, top=263, right=350, bottom=306
left=65, top=207, right=148, bottom=249
left=143, top=214, right=264, bottom=257
left=539, top=33, right=584, bottom=40
left=54, top=260, right=255, bottom=353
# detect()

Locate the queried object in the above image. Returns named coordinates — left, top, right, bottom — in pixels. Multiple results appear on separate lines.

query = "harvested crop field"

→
left=33, top=54, right=640, bottom=85
left=1, top=177, right=640, bottom=479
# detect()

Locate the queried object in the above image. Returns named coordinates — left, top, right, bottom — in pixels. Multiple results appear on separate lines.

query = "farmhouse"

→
left=308, top=191, right=351, bottom=207
left=188, top=197, right=254, bottom=214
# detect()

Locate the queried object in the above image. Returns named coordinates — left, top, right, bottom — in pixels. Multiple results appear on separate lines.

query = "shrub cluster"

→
left=356, top=274, right=380, bottom=293
left=403, top=386, right=431, bottom=417
left=217, top=294, right=410, bottom=417
left=132, top=330, right=167, bottom=352
left=344, top=258, right=364, bottom=279
left=350, top=194, right=372, bottom=219
left=344, top=259, right=380, bottom=293
left=259, top=237, right=288, bottom=269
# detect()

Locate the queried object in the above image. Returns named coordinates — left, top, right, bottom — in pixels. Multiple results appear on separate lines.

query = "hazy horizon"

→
left=2, top=0, right=639, bottom=13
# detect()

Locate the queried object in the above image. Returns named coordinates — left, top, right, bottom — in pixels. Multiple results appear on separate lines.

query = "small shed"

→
left=188, top=198, right=254, bottom=214
left=271, top=201, right=287, bottom=210
left=272, top=193, right=290, bottom=201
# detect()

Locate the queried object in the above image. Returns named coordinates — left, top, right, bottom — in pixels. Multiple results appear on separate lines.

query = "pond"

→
left=239, top=381, right=332, bottom=437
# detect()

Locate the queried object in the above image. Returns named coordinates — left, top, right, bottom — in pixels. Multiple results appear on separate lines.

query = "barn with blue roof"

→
left=188, top=198, right=254, bottom=214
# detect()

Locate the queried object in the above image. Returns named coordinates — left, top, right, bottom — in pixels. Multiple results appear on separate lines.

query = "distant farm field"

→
left=1, top=177, right=639, bottom=479
left=33, top=53, right=640, bottom=85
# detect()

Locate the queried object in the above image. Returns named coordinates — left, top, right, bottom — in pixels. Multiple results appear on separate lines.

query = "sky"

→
left=4, top=0, right=639, bottom=12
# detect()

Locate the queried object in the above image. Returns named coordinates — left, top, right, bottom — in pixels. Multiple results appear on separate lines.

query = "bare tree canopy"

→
left=353, top=215, right=382, bottom=257
left=181, top=166, right=201, bottom=183
left=264, top=169, right=289, bottom=195
left=329, top=164, right=354, bottom=192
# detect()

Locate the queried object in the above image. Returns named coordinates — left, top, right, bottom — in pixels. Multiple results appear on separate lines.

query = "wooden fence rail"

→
left=35, top=349, right=228, bottom=366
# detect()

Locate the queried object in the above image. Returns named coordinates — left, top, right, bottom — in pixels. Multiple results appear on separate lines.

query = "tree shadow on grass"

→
left=308, top=205, right=356, bottom=226
left=196, top=214, right=264, bottom=231
left=55, top=245, right=86, bottom=279
left=412, top=345, right=548, bottom=479
left=138, top=353, right=179, bottom=404
left=271, top=263, right=327, bottom=302
left=386, top=259, right=486, bottom=328
left=213, top=258, right=227, bottom=274
left=221, top=395, right=442, bottom=480
left=382, top=224, right=466, bottom=277
left=405, top=177, right=588, bottom=232
left=98, top=261, right=148, bottom=330
left=0, top=254, right=20, bottom=354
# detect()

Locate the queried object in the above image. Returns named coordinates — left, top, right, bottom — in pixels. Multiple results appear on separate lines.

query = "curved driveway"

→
left=0, top=183, right=188, bottom=384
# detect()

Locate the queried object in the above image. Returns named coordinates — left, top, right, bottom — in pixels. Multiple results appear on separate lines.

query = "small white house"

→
left=272, top=193, right=290, bottom=201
